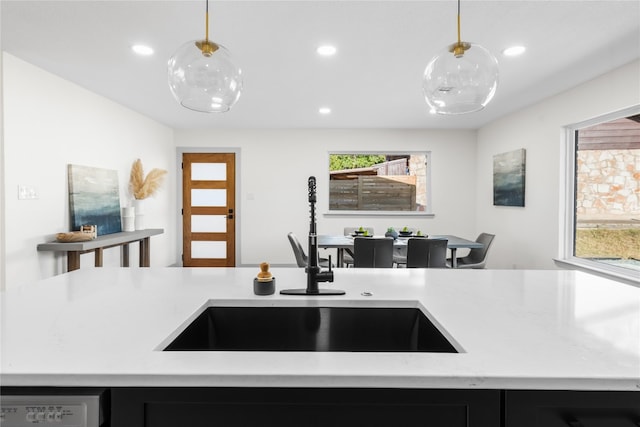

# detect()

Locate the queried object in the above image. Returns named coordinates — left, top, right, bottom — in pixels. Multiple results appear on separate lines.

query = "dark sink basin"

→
left=164, top=306, right=458, bottom=353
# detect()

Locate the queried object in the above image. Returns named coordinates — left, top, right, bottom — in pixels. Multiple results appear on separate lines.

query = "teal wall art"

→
left=493, top=149, right=526, bottom=207
left=68, top=164, right=122, bottom=235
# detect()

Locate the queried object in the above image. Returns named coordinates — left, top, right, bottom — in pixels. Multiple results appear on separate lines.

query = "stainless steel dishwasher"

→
left=0, top=388, right=107, bottom=427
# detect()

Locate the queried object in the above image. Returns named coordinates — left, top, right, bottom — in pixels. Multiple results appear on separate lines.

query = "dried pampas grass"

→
left=129, top=159, right=167, bottom=200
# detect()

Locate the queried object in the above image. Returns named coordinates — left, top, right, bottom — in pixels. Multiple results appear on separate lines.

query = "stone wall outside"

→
left=409, top=154, right=427, bottom=211
left=576, top=149, right=640, bottom=223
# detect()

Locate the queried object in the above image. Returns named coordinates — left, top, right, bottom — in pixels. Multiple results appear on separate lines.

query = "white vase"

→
left=133, top=199, right=145, bottom=230
left=122, top=206, right=135, bottom=232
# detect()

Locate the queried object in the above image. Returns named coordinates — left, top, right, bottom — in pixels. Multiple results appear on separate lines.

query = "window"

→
left=327, top=152, right=431, bottom=215
left=561, top=106, right=640, bottom=284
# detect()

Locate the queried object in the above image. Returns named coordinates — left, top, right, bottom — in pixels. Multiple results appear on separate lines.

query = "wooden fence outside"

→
left=372, top=158, right=409, bottom=176
left=330, top=176, right=417, bottom=211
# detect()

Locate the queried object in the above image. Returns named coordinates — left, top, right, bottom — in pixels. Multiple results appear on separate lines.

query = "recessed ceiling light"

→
left=319, top=107, right=332, bottom=115
left=502, top=45, right=526, bottom=57
left=131, top=44, right=154, bottom=56
left=317, top=45, right=337, bottom=56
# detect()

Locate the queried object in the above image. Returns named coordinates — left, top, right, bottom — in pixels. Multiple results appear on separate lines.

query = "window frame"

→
left=557, top=105, right=640, bottom=286
left=325, top=150, right=433, bottom=217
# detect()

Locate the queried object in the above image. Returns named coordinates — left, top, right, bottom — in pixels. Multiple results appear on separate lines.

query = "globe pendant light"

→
left=422, top=0, right=498, bottom=115
left=168, top=0, right=242, bottom=113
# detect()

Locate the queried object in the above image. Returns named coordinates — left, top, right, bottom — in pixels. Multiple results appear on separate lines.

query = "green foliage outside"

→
left=329, top=154, right=386, bottom=171
left=575, top=228, right=640, bottom=260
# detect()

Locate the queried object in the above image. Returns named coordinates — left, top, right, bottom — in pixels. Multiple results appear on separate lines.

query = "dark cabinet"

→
left=504, top=390, right=640, bottom=427
left=6, top=386, right=637, bottom=426
left=111, top=387, right=501, bottom=427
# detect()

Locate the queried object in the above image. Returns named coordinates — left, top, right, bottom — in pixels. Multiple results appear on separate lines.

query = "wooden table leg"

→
left=122, top=243, right=130, bottom=267
left=139, top=237, right=150, bottom=267
left=94, top=248, right=104, bottom=267
left=67, top=251, right=81, bottom=272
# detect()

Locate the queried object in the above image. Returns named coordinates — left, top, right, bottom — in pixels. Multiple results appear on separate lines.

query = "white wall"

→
left=176, top=129, right=477, bottom=266
left=2, top=53, right=177, bottom=289
left=476, top=59, right=640, bottom=269
left=0, top=42, right=5, bottom=291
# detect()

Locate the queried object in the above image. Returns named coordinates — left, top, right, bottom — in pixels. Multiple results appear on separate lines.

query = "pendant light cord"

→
left=457, top=0, right=461, bottom=45
left=205, top=0, right=210, bottom=42
left=197, top=0, right=217, bottom=57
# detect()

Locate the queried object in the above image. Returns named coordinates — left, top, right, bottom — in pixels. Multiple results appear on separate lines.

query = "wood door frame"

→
left=176, top=147, right=241, bottom=267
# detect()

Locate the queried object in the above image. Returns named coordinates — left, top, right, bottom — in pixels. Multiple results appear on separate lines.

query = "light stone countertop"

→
left=1, top=267, right=639, bottom=390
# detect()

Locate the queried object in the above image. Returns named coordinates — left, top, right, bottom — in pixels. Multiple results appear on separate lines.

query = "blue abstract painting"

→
left=493, top=149, right=526, bottom=207
left=68, top=164, right=122, bottom=235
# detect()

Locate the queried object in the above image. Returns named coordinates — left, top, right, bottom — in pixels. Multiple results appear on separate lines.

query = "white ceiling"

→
left=2, top=1, right=639, bottom=130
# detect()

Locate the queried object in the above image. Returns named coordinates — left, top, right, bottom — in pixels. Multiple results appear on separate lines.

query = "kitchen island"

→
left=1, top=267, right=639, bottom=426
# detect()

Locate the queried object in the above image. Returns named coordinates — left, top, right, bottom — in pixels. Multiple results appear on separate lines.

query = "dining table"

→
left=317, top=234, right=483, bottom=268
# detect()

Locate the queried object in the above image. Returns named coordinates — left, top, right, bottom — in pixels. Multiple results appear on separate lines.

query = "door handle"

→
left=227, top=208, right=234, bottom=220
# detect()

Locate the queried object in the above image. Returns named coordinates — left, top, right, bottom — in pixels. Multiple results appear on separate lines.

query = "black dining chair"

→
left=391, top=227, right=418, bottom=267
left=342, top=227, right=374, bottom=267
left=287, top=232, right=332, bottom=268
left=406, top=238, right=448, bottom=268
left=446, top=233, right=495, bottom=269
left=353, top=237, right=394, bottom=268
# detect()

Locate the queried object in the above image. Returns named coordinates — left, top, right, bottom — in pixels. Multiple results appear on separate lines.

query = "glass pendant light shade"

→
left=422, top=0, right=498, bottom=115
left=168, top=40, right=242, bottom=113
left=423, top=42, right=498, bottom=115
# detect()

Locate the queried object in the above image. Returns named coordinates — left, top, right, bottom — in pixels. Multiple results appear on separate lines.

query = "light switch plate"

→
left=18, top=185, right=38, bottom=200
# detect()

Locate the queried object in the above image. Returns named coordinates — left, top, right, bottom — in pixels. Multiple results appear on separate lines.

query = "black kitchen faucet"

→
left=280, top=176, right=345, bottom=296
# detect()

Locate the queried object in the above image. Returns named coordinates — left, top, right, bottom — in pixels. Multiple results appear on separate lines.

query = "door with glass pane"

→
left=182, top=153, right=235, bottom=267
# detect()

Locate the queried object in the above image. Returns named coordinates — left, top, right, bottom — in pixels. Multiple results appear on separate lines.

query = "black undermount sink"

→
left=164, top=306, right=458, bottom=353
